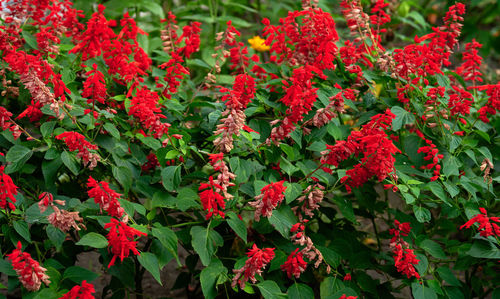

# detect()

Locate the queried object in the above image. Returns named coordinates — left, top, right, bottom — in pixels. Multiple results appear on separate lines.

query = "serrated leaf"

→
left=152, top=225, right=180, bottom=266
left=104, top=123, right=120, bottom=139
left=436, top=267, right=461, bottom=287
left=190, top=226, right=223, bottom=266
left=391, top=106, right=415, bottom=131
left=13, top=221, right=30, bottom=242
left=112, top=166, right=133, bottom=193
left=161, top=166, right=181, bottom=192
left=76, top=232, right=108, bottom=248
left=41, top=121, right=56, bottom=138
left=46, top=225, right=66, bottom=251
left=288, top=283, right=314, bottom=299
left=138, top=252, right=162, bottom=285
left=200, top=259, right=227, bottom=299
left=466, top=239, right=500, bottom=259
left=176, top=187, right=200, bottom=211
left=63, top=266, right=98, bottom=283
left=413, top=206, right=431, bottom=223
left=61, top=150, right=79, bottom=175
left=419, top=239, right=446, bottom=259
left=227, top=212, right=247, bottom=243
left=268, top=206, right=297, bottom=238
left=256, top=281, right=287, bottom=299
left=5, top=145, right=32, bottom=173
left=412, top=282, right=437, bottom=299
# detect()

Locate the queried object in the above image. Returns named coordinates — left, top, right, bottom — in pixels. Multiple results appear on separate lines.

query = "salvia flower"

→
left=7, top=241, right=50, bottom=292
left=460, top=207, right=500, bottom=237
left=232, top=244, right=275, bottom=289
left=249, top=181, right=287, bottom=221
left=56, top=132, right=100, bottom=169
left=59, top=280, right=96, bottom=299
left=0, top=165, right=18, bottom=211
left=455, top=39, right=483, bottom=83
left=48, top=205, right=84, bottom=232
left=339, top=295, right=358, bottom=299
left=87, top=176, right=125, bottom=218
left=281, top=248, right=308, bottom=279
left=199, top=176, right=226, bottom=219
left=38, top=192, right=53, bottom=213
left=129, top=86, right=170, bottom=138
left=82, top=63, right=107, bottom=107
left=0, top=106, right=21, bottom=139
left=104, top=218, right=146, bottom=268
left=389, top=220, right=420, bottom=279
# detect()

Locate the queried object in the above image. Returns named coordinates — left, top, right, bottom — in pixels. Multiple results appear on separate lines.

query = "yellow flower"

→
left=248, top=36, right=270, bottom=52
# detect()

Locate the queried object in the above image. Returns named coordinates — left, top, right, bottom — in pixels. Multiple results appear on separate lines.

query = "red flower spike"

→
left=56, top=132, right=100, bottom=169
left=104, top=219, right=146, bottom=268
left=232, top=244, right=275, bottom=289
left=199, top=176, right=226, bottom=219
left=460, top=207, right=500, bottom=237
left=389, top=220, right=420, bottom=279
left=281, top=248, right=308, bottom=279
left=59, top=280, right=96, bottom=299
left=249, top=181, right=287, bottom=221
left=87, top=176, right=125, bottom=218
left=7, top=241, right=50, bottom=292
left=0, top=166, right=18, bottom=211
left=82, top=64, right=107, bottom=106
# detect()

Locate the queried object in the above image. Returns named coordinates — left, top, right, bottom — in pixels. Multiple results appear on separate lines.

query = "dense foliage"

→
left=0, top=0, right=498, bottom=298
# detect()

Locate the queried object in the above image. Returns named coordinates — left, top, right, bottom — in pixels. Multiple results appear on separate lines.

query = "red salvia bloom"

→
left=249, top=181, right=287, bottom=221
left=0, top=106, right=21, bottom=139
left=344, top=273, right=352, bottom=281
left=176, top=21, right=202, bottom=58
left=232, top=244, right=275, bottom=288
left=56, top=132, right=100, bottom=169
left=104, top=218, right=146, bottom=268
left=159, top=53, right=189, bottom=99
left=455, top=39, right=483, bottom=83
left=460, top=207, right=500, bottom=237
left=38, top=192, right=54, bottom=213
left=389, top=220, right=420, bottom=279
left=129, top=86, right=170, bottom=138
left=82, top=63, right=107, bottom=106
left=475, top=83, right=500, bottom=123
left=339, top=295, right=358, bottom=299
left=370, top=0, right=391, bottom=29
left=141, top=153, right=160, bottom=172
left=7, top=241, right=50, bottom=292
left=59, top=280, right=96, bottom=299
left=0, top=165, right=18, bottom=211
left=448, top=86, right=473, bottom=116
left=414, top=129, right=443, bottom=181
left=199, top=176, right=226, bottom=219
left=87, top=176, right=125, bottom=218
left=281, top=248, right=308, bottom=278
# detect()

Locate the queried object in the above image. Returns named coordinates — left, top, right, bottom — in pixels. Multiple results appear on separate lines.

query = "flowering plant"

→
left=0, top=0, right=498, bottom=298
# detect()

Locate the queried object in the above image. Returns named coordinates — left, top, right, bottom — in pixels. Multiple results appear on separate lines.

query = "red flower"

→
left=59, top=280, right=96, bottom=299
left=129, top=86, right=171, bottom=138
left=175, top=21, right=202, bottom=58
left=474, top=83, right=500, bottom=123
left=344, top=273, right=352, bottom=281
left=0, top=165, right=18, bottom=211
left=0, top=106, right=21, bottom=139
left=339, top=295, right=358, bottom=299
left=448, top=86, right=473, bottom=116
left=389, top=220, right=420, bottom=279
left=249, top=181, right=287, bottom=221
left=7, top=241, right=50, bottom=292
left=460, top=207, right=500, bottom=237
left=141, top=153, right=160, bottom=172
left=38, top=192, right=54, bottom=213
left=82, top=63, right=107, bottom=106
left=232, top=244, right=275, bottom=288
left=199, top=176, right=226, bottom=219
left=281, top=248, right=308, bottom=278
left=370, top=0, right=391, bottom=29
left=87, top=176, right=125, bottom=218
left=56, top=132, right=100, bottom=169
left=455, top=39, right=483, bottom=83
left=415, top=130, right=443, bottom=181
left=158, top=53, right=189, bottom=99
left=104, top=218, right=146, bottom=268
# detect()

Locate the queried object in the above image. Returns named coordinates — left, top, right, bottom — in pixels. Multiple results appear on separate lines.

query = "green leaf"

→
left=200, top=259, right=227, bottom=299
left=190, top=226, right=224, bottom=266
left=63, top=266, right=98, bottom=283
left=333, top=197, right=356, bottom=223
left=419, top=239, right=446, bottom=259
left=316, top=246, right=341, bottom=268
left=13, top=221, right=30, bottom=242
left=22, top=30, right=38, bottom=49
left=227, top=212, right=247, bottom=243
left=0, top=258, right=16, bottom=276
left=427, top=182, right=452, bottom=207
left=61, top=150, right=79, bottom=175
left=288, top=283, right=314, bottom=299
left=391, top=106, right=415, bottom=131
left=268, top=206, right=297, bottom=238
left=414, top=253, right=428, bottom=276
left=46, top=225, right=66, bottom=251
left=33, top=288, right=59, bottom=299
left=5, top=145, right=32, bottom=173
left=151, top=225, right=180, bottom=266
left=137, top=252, right=162, bottom=285
left=412, top=282, right=437, bottom=299
left=466, top=239, right=500, bottom=259
left=436, top=267, right=461, bottom=287
left=137, top=135, right=161, bottom=150
left=112, top=166, right=133, bottom=193
left=256, top=281, right=287, bottom=299
left=76, top=232, right=108, bottom=248
left=40, top=121, right=56, bottom=138
left=442, top=155, right=460, bottom=177
left=176, top=187, right=200, bottom=211
left=161, top=166, right=181, bottom=192
left=284, top=182, right=302, bottom=204
left=413, top=206, right=431, bottom=223
left=104, top=123, right=120, bottom=139
left=61, top=68, right=76, bottom=85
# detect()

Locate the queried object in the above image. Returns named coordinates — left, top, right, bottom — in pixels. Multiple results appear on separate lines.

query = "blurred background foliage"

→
left=71, top=0, right=500, bottom=80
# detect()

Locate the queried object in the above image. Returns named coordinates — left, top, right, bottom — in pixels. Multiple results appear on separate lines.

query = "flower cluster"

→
left=87, top=176, right=125, bottom=218
left=82, top=63, right=107, bottom=109
left=249, top=181, right=287, bottom=221
left=7, top=241, right=50, bottom=292
left=0, top=165, right=18, bottom=211
left=56, top=132, right=100, bottom=169
left=288, top=220, right=328, bottom=276
left=38, top=192, right=84, bottom=232
left=59, top=280, right=96, bottom=299
left=460, top=207, right=500, bottom=237
left=293, top=184, right=325, bottom=218
left=104, top=218, right=146, bottom=268
left=455, top=39, right=483, bottom=83
left=476, top=83, right=500, bottom=123
left=232, top=244, right=275, bottom=288
left=321, top=110, right=400, bottom=192
left=0, top=107, right=21, bottom=139
left=414, top=129, right=443, bottom=181
left=207, top=153, right=236, bottom=199
left=199, top=176, right=226, bottom=219
left=128, top=86, right=170, bottom=139
left=281, top=248, right=308, bottom=279
left=389, top=220, right=420, bottom=279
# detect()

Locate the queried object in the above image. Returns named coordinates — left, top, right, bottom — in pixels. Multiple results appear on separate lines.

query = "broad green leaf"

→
left=161, top=166, right=181, bottom=192
left=414, top=253, right=428, bottom=276
left=112, top=166, right=133, bottom=193
left=61, top=150, right=79, bottom=175
left=256, top=280, right=287, bottom=299
left=13, top=221, right=31, bottom=242
left=40, top=121, right=56, bottom=138
left=436, top=267, right=461, bottom=287
left=104, top=123, right=120, bottom=139
left=176, top=187, right=200, bottom=211
left=412, top=282, right=437, bottom=299
left=227, top=212, right=247, bottom=243
left=269, top=206, right=297, bottom=238
left=63, top=266, right=98, bottom=283
left=288, top=283, right=314, bottom=299
left=76, top=232, right=108, bottom=248
left=190, top=226, right=223, bottom=266
left=419, top=239, right=447, bottom=259
left=413, top=206, right=431, bottom=223
left=152, top=225, right=180, bottom=265
left=333, top=196, right=356, bottom=223
left=46, top=225, right=66, bottom=251
left=200, top=259, right=227, bottom=299
left=138, top=252, right=162, bottom=285
left=391, top=106, right=415, bottom=131
left=466, top=239, right=500, bottom=259
left=5, top=145, right=32, bottom=173
left=316, top=246, right=341, bottom=268
left=284, top=182, right=302, bottom=204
